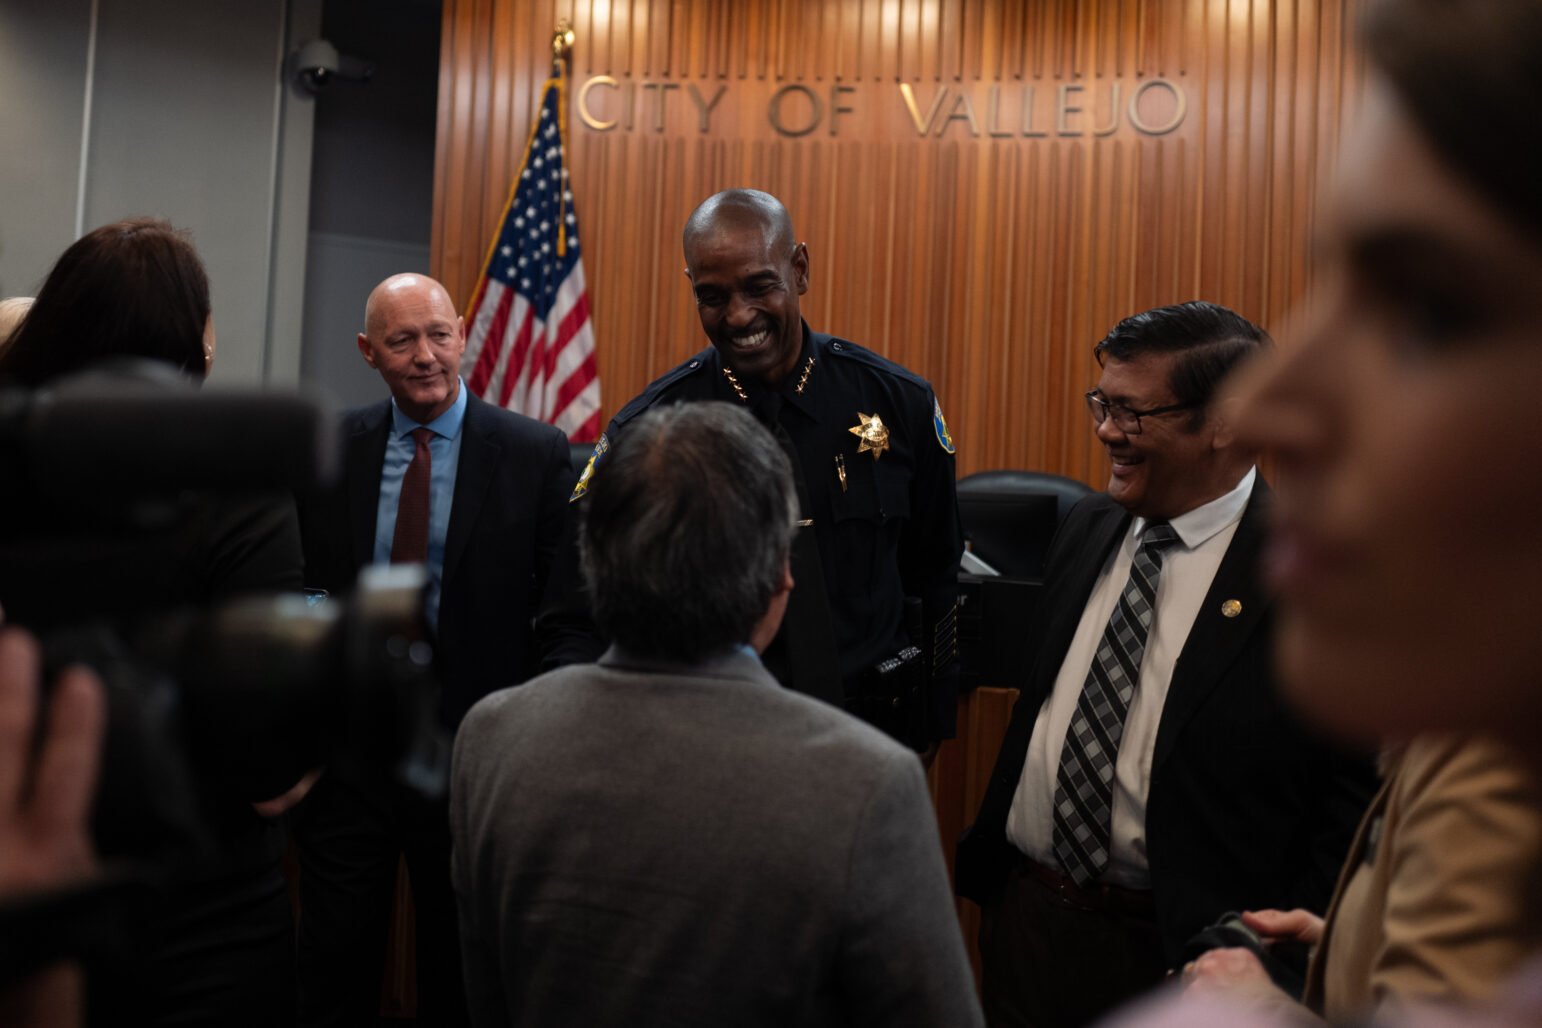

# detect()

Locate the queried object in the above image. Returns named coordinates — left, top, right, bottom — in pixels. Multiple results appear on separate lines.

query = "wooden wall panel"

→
left=433, top=0, right=1360, bottom=484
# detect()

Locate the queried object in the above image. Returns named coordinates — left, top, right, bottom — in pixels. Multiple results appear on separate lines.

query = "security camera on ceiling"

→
left=293, top=39, right=375, bottom=94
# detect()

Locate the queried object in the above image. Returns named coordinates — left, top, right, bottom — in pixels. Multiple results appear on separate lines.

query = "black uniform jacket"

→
left=955, top=486, right=1376, bottom=961
left=540, top=325, right=965, bottom=739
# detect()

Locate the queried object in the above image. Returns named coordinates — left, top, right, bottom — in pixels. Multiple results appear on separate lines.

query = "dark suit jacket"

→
left=955, top=484, right=1375, bottom=962
left=299, top=392, right=575, bottom=727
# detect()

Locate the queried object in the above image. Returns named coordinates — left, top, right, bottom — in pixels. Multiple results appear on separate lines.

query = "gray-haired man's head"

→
left=579, top=402, right=798, bottom=662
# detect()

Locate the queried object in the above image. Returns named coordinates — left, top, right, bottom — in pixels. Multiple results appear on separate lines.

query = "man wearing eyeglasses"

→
left=955, top=301, right=1375, bottom=1027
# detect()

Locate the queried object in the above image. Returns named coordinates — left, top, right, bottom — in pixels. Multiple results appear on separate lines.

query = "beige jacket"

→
left=1305, top=735, right=1542, bottom=1021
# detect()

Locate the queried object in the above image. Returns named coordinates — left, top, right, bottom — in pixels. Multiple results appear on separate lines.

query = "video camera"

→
left=0, top=363, right=446, bottom=983
left=1181, top=911, right=1311, bottom=997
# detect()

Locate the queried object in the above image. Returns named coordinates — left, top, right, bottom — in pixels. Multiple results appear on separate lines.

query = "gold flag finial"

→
left=552, top=20, right=575, bottom=62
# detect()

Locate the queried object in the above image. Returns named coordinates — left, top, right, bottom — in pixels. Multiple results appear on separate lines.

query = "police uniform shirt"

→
left=574, top=324, right=964, bottom=737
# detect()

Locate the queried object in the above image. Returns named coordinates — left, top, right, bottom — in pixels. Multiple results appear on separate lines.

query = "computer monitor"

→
left=957, top=491, right=1062, bottom=580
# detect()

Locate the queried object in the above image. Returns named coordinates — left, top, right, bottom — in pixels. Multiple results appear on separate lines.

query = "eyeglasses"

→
left=1084, top=391, right=1196, bottom=434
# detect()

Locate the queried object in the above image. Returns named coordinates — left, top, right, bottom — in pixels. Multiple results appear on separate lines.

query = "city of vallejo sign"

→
left=575, top=77, right=1187, bottom=139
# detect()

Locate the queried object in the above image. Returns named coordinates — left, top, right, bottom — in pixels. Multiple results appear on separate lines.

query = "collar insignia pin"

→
left=848, top=412, right=890, bottom=459
left=1221, top=599, right=1243, bottom=618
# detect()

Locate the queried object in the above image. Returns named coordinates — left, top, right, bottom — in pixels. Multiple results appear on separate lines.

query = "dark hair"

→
left=0, top=218, right=211, bottom=387
left=1362, top=0, right=1542, bottom=243
left=1094, top=301, right=1272, bottom=428
left=579, top=402, right=798, bottom=662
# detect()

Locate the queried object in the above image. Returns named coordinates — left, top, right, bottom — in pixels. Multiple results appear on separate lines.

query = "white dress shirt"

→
left=1005, top=467, right=1256, bottom=888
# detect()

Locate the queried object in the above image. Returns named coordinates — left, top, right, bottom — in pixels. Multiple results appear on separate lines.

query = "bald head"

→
left=683, top=189, right=796, bottom=259
left=363, top=273, right=456, bottom=340
left=357, top=272, right=467, bottom=423
left=681, top=190, right=810, bottom=385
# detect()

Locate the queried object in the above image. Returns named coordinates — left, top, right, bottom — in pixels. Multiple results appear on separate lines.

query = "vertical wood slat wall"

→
left=432, top=0, right=1360, bottom=484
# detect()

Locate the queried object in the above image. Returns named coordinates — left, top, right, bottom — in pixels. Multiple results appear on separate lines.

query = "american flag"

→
left=463, top=74, right=601, bottom=440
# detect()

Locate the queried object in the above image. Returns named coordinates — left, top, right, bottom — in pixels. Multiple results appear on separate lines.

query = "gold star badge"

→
left=848, top=412, right=890, bottom=459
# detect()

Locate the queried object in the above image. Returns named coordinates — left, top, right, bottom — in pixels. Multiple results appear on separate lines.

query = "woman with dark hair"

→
left=1106, top=1, right=1542, bottom=1025
left=0, top=218, right=214, bottom=385
left=0, top=218, right=304, bottom=1026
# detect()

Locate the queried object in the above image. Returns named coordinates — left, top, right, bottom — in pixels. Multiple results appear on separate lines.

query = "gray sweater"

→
left=450, top=647, right=982, bottom=1027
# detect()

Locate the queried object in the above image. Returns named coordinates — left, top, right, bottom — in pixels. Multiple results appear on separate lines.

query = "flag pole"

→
left=552, top=20, right=575, bottom=258
left=552, top=19, right=574, bottom=76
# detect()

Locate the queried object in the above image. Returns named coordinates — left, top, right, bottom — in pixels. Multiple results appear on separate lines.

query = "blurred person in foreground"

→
left=451, top=402, right=982, bottom=1028
left=1103, top=1, right=1542, bottom=1026
left=1179, top=735, right=1542, bottom=1023
left=0, top=627, right=104, bottom=1028
left=0, top=218, right=306, bottom=1025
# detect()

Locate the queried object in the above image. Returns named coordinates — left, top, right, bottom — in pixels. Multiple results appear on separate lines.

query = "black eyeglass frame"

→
left=1084, top=390, right=1197, bottom=434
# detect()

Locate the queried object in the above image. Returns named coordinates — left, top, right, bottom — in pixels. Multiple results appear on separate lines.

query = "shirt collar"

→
left=712, top=324, right=819, bottom=413
left=598, top=643, right=770, bottom=682
left=1132, top=465, right=1256, bottom=551
left=390, top=378, right=468, bottom=440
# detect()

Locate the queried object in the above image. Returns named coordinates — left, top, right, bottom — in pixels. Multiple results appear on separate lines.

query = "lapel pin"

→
left=1221, top=599, right=1243, bottom=618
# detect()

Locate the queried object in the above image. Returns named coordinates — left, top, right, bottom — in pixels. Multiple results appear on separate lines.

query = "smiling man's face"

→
left=1092, top=351, right=1220, bottom=520
left=685, top=216, right=809, bottom=387
left=357, top=274, right=465, bottom=424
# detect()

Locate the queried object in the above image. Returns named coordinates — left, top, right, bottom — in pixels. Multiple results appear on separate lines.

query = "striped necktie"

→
left=1051, top=520, right=1181, bottom=886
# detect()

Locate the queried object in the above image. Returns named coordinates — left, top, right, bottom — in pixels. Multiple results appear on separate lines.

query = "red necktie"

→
left=390, top=427, right=435, bottom=564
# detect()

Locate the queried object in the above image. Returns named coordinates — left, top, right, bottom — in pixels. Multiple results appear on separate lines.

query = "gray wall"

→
left=299, top=0, right=440, bottom=411
left=0, top=0, right=92, bottom=302
left=0, top=0, right=321, bottom=385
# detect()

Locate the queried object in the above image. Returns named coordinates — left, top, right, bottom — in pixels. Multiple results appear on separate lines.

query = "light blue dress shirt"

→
left=373, top=381, right=468, bottom=628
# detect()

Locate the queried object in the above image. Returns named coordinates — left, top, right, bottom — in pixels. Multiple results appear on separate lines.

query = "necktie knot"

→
left=1139, top=521, right=1179, bottom=553
left=411, top=426, right=435, bottom=448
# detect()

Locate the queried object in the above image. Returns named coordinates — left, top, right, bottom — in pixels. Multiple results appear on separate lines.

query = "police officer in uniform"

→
left=545, top=188, right=964, bottom=750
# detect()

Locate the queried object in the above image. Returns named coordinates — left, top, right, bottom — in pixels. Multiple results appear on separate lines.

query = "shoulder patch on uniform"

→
left=569, top=433, right=609, bottom=503
left=932, top=397, right=956, bottom=455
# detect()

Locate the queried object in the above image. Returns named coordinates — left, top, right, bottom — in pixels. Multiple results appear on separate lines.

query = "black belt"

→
left=1014, top=855, right=1155, bottom=916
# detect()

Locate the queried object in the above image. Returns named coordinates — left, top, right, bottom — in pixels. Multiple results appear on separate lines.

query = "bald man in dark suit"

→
left=294, top=273, right=574, bottom=1027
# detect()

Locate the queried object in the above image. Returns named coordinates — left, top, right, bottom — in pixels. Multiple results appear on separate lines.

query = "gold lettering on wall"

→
left=1021, top=86, right=1047, bottom=137
left=940, top=91, right=981, bottom=138
left=769, top=84, right=822, bottom=136
left=1128, top=79, right=1187, bottom=135
left=986, top=85, right=1013, bottom=138
left=1056, top=84, right=1085, bottom=136
left=639, top=82, right=679, bottom=132
left=899, top=83, right=949, bottom=136
left=577, top=75, right=619, bottom=131
left=686, top=84, right=727, bottom=133
left=829, top=85, right=856, bottom=137
left=1094, top=83, right=1122, bottom=137
left=573, top=76, right=1189, bottom=139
